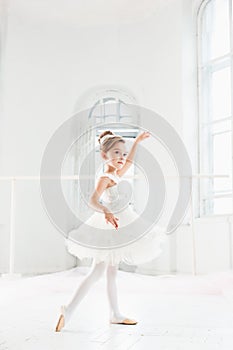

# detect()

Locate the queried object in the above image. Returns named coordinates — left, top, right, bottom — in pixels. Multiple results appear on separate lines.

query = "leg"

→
left=57, top=259, right=107, bottom=329
left=106, top=264, right=123, bottom=319
left=106, top=263, right=138, bottom=325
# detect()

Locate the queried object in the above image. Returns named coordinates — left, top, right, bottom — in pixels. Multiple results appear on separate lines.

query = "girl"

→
left=55, top=130, right=167, bottom=331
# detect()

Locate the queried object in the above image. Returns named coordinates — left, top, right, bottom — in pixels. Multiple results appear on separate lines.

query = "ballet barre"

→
left=0, top=173, right=231, bottom=278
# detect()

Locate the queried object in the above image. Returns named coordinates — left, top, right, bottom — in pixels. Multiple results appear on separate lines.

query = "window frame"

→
left=197, top=0, right=233, bottom=217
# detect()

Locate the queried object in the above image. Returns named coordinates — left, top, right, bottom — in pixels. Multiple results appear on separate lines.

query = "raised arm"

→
left=116, top=131, right=151, bottom=177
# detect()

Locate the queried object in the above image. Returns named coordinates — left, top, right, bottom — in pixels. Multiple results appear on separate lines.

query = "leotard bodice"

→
left=95, top=171, right=127, bottom=213
left=99, top=172, right=121, bottom=202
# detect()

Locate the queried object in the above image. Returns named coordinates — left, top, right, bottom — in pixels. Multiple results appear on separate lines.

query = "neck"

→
left=104, top=165, right=116, bottom=173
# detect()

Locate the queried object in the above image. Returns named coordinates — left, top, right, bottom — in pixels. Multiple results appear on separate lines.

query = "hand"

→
left=105, top=212, right=119, bottom=230
left=135, top=131, right=151, bottom=144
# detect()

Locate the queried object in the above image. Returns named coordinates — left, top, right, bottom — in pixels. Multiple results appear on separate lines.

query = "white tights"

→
left=64, top=259, right=126, bottom=324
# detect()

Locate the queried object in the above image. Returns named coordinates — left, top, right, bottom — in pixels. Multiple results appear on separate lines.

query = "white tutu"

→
left=65, top=171, right=168, bottom=266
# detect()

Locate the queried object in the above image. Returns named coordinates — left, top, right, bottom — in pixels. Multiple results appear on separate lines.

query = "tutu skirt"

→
left=65, top=205, right=168, bottom=266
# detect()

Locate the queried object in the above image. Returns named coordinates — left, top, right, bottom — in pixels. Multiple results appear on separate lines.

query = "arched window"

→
left=89, top=94, right=140, bottom=209
left=65, top=89, right=140, bottom=225
left=197, top=0, right=232, bottom=216
left=89, top=96, right=134, bottom=124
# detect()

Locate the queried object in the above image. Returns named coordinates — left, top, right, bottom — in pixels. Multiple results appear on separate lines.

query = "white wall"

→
left=0, top=0, right=230, bottom=275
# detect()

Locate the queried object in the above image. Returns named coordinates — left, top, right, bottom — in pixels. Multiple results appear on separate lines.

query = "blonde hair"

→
left=98, top=130, right=125, bottom=153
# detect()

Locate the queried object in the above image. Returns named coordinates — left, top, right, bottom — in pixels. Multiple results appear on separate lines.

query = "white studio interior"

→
left=1, top=0, right=233, bottom=349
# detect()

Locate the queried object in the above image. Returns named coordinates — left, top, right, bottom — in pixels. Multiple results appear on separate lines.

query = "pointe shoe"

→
left=55, top=305, right=66, bottom=332
left=109, top=316, right=138, bottom=325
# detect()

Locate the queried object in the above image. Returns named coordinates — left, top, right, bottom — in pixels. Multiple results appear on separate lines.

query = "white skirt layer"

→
left=65, top=206, right=168, bottom=266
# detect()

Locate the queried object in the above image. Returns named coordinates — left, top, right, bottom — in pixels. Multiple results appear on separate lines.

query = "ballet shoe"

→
left=55, top=305, right=66, bottom=332
left=109, top=315, right=138, bottom=325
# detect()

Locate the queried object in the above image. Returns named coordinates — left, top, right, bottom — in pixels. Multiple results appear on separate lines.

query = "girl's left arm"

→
left=116, top=131, right=150, bottom=177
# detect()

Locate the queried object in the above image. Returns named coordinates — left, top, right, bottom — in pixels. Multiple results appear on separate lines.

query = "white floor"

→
left=1, top=267, right=233, bottom=350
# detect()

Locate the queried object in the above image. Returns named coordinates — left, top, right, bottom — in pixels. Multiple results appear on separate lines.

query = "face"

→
left=102, top=141, right=128, bottom=169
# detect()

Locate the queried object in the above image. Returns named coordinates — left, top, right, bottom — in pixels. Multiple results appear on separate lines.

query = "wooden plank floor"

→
left=1, top=267, right=233, bottom=349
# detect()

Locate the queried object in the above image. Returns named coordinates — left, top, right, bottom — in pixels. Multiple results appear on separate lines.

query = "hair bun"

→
left=98, top=130, right=115, bottom=144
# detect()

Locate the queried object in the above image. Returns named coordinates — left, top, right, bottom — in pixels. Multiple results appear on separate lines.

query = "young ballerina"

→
left=55, top=130, right=168, bottom=332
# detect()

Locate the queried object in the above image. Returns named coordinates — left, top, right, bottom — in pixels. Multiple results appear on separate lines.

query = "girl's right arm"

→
left=89, top=177, right=119, bottom=229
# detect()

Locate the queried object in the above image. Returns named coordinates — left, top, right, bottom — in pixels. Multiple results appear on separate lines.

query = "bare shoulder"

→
left=98, top=175, right=116, bottom=188
left=98, top=175, right=112, bottom=185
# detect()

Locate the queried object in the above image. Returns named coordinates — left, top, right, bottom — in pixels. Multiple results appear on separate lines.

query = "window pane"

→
left=95, top=117, right=103, bottom=124
left=213, top=132, right=232, bottom=174
left=120, top=116, right=133, bottom=123
left=213, top=131, right=232, bottom=194
left=92, top=103, right=104, bottom=118
left=213, top=197, right=232, bottom=214
left=104, top=100, right=118, bottom=116
left=211, top=67, right=231, bottom=120
left=104, top=116, right=116, bottom=123
left=201, top=119, right=231, bottom=152
left=202, top=0, right=230, bottom=62
left=214, top=177, right=232, bottom=192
